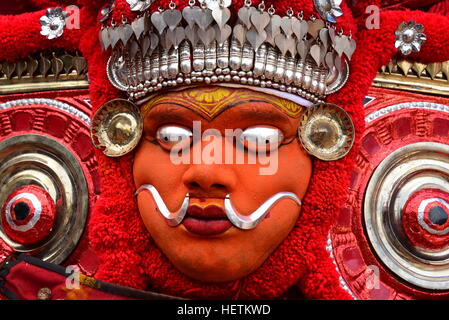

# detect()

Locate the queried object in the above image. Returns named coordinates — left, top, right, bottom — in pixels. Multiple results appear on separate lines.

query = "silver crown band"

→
left=101, top=0, right=355, bottom=105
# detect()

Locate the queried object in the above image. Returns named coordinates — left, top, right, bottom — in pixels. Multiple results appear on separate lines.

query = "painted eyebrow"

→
left=144, top=99, right=293, bottom=125
left=231, top=100, right=292, bottom=126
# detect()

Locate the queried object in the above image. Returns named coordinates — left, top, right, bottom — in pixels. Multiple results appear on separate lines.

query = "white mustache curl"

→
left=136, top=185, right=301, bottom=230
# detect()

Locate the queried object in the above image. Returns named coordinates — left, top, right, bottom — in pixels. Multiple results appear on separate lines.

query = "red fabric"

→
left=2, top=0, right=449, bottom=299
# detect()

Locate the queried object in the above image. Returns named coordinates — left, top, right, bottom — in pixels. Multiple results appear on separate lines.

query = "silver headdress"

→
left=100, top=0, right=356, bottom=105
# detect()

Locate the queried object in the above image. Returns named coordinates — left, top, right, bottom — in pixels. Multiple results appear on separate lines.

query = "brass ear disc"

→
left=298, top=103, right=355, bottom=161
left=90, top=99, right=143, bottom=157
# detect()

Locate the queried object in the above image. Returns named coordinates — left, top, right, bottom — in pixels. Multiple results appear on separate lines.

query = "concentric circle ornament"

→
left=299, top=103, right=354, bottom=161
left=91, top=99, right=143, bottom=157
left=365, top=142, right=449, bottom=290
left=1, top=185, right=56, bottom=245
left=330, top=96, right=449, bottom=299
left=0, top=134, right=88, bottom=264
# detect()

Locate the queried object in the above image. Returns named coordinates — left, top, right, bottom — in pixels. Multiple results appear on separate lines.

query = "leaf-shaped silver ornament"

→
left=307, top=18, right=324, bottom=38
left=344, top=37, right=356, bottom=60
left=292, top=18, right=308, bottom=41
left=101, top=27, right=110, bottom=50
left=141, top=35, right=151, bottom=56
left=280, top=16, right=293, bottom=37
left=195, top=8, right=214, bottom=30
left=173, top=26, right=185, bottom=49
left=266, top=15, right=281, bottom=46
left=151, top=11, right=167, bottom=35
left=215, top=24, right=232, bottom=45
left=119, top=24, right=134, bottom=46
left=334, top=34, right=347, bottom=57
left=319, top=28, right=329, bottom=53
left=185, top=25, right=200, bottom=45
left=183, top=5, right=200, bottom=27
left=198, top=27, right=215, bottom=46
left=251, top=10, right=270, bottom=33
left=212, top=7, right=231, bottom=30
left=233, top=24, right=246, bottom=46
left=164, top=9, right=182, bottom=31
left=132, top=16, right=146, bottom=39
left=246, top=29, right=267, bottom=52
left=274, top=34, right=288, bottom=56
left=238, top=6, right=253, bottom=29
left=310, top=44, right=322, bottom=66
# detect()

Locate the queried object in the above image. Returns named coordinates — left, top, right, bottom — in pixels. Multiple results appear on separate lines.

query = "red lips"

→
left=183, top=205, right=232, bottom=236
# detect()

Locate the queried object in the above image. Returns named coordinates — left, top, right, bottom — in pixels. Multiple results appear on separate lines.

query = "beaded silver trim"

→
left=0, top=98, right=91, bottom=125
left=365, top=102, right=449, bottom=123
left=101, top=0, right=354, bottom=104
left=326, top=233, right=358, bottom=299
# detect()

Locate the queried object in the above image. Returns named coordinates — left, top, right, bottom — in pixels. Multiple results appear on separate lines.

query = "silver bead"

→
left=294, top=59, right=305, bottom=86
left=284, top=57, right=296, bottom=85
left=274, top=55, right=286, bottom=83
left=168, top=48, right=179, bottom=79
left=144, top=56, right=151, bottom=80
left=302, top=61, right=313, bottom=90
left=180, top=41, right=192, bottom=74
left=217, top=40, right=230, bottom=69
left=264, top=46, right=277, bottom=80
left=229, top=38, right=243, bottom=70
left=254, top=44, right=267, bottom=78
left=193, top=45, right=205, bottom=72
left=241, top=43, right=254, bottom=72
left=205, top=42, right=217, bottom=71
left=159, top=49, right=169, bottom=78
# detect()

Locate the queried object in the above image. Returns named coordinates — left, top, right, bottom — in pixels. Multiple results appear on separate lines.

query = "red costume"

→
left=0, top=0, right=448, bottom=300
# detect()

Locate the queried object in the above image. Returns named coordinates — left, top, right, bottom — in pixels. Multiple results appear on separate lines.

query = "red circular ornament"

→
left=403, top=189, right=449, bottom=250
left=1, top=185, right=56, bottom=245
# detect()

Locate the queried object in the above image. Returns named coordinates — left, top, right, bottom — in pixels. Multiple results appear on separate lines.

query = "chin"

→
left=160, top=235, right=264, bottom=283
left=173, top=255, right=259, bottom=283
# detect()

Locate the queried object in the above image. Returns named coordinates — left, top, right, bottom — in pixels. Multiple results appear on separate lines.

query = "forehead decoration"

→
left=141, top=87, right=305, bottom=119
left=91, top=0, right=356, bottom=160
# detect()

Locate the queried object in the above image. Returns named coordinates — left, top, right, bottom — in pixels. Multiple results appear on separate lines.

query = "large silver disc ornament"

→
left=298, top=103, right=355, bottom=161
left=91, top=99, right=143, bottom=157
left=0, top=96, right=98, bottom=266
left=329, top=97, right=449, bottom=300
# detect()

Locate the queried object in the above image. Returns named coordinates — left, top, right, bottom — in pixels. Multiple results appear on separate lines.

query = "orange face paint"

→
left=133, top=86, right=312, bottom=282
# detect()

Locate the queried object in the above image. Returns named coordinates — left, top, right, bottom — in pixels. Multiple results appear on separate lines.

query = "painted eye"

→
left=239, top=126, right=284, bottom=153
left=156, top=125, right=193, bottom=151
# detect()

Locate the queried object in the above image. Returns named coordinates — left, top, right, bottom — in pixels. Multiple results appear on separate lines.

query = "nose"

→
left=182, top=164, right=237, bottom=197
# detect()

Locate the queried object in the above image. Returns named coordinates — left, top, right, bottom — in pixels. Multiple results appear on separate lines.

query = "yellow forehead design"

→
left=141, top=87, right=303, bottom=119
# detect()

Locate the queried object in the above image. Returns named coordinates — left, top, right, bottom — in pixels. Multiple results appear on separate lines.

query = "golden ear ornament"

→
left=90, top=99, right=143, bottom=157
left=298, top=103, right=355, bottom=161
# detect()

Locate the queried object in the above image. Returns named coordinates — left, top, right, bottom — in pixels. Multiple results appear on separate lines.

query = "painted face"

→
left=133, top=86, right=312, bottom=282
